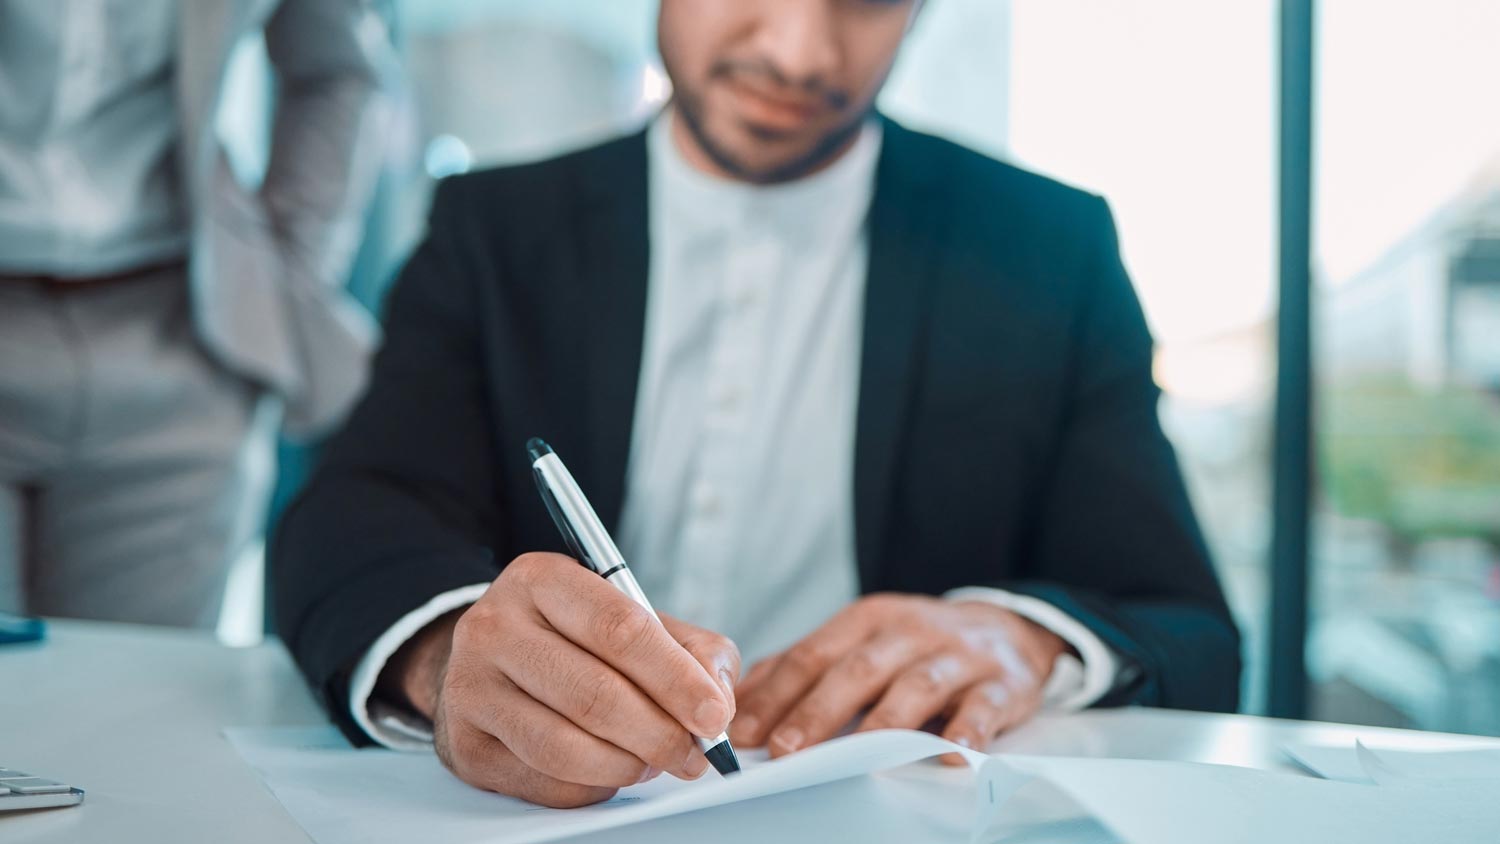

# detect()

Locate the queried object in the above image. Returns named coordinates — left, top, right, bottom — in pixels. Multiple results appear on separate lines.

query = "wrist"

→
left=377, top=608, right=464, bottom=720
left=1013, top=612, right=1074, bottom=664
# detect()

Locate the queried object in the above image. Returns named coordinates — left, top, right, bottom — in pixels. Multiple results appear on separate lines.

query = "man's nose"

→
left=751, top=0, right=842, bottom=93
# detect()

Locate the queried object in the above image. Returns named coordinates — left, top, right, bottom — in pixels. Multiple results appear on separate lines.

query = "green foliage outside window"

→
left=1320, top=378, right=1500, bottom=544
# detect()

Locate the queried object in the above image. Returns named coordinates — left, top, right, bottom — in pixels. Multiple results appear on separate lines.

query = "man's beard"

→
left=670, top=68, right=872, bottom=185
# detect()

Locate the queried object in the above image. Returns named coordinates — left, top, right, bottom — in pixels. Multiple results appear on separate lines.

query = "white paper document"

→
left=1002, top=753, right=1500, bottom=844
left=225, top=726, right=1011, bottom=844
left=229, top=727, right=1500, bottom=844
left=1283, top=739, right=1500, bottom=785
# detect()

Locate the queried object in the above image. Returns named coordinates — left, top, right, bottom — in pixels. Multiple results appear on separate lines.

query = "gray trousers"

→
left=0, top=267, right=277, bottom=629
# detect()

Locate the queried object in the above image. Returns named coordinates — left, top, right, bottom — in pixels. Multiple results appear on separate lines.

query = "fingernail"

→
left=694, top=697, right=729, bottom=734
left=718, top=668, right=736, bottom=695
left=636, top=766, right=660, bottom=784
left=955, top=736, right=972, bottom=749
left=683, top=746, right=709, bottom=779
left=771, top=726, right=804, bottom=753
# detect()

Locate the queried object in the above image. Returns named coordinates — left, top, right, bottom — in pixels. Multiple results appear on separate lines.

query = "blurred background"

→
left=213, top=0, right=1500, bottom=737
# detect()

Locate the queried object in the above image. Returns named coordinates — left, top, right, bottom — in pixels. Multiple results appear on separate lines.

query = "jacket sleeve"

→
left=261, top=0, right=390, bottom=284
left=259, top=0, right=394, bottom=436
left=270, top=179, right=503, bottom=744
left=1003, top=197, right=1242, bottom=713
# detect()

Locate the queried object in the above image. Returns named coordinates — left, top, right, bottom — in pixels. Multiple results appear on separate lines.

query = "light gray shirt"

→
left=614, top=112, right=875, bottom=660
left=0, top=0, right=187, bottom=276
left=350, top=112, right=1119, bottom=749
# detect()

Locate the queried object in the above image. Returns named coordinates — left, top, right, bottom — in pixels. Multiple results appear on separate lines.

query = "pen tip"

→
left=705, top=741, right=741, bottom=776
left=526, top=438, right=553, bottom=462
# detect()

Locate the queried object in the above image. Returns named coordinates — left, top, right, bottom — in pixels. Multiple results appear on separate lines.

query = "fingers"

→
left=730, top=605, right=878, bottom=747
left=486, top=623, right=710, bottom=781
left=760, top=633, right=928, bottom=756
left=937, top=680, right=1042, bottom=765
left=728, top=654, right=779, bottom=739
left=520, top=558, right=731, bottom=738
left=439, top=717, right=619, bottom=809
left=661, top=613, right=742, bottom=715
left=737, top=653, right=781, bottom=695
left=858, top=651, right=992, bottom=733
left=464, top=671, right=657, bottom=788
left=440, top=554, right=740, bottom=805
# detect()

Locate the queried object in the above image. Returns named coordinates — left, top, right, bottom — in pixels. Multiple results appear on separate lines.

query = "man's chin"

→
left=708, top=129, right=849, bottom=184
left=675, top=97, right=866, bottom=185
left=719, top=148, right=823, bottom=184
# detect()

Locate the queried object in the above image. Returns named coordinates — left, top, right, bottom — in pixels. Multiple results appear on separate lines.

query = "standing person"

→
left=0, top=0, right=390, bottom=629
left=274, top=0, right=1241, bottom=809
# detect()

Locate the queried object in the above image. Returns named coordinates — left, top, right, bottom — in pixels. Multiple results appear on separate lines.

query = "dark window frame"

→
left=1268, top=0, right=1316, bottom=718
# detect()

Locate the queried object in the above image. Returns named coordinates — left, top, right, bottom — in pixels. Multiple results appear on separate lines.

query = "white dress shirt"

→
left=0, top=0, right=188, bottom=276
left=351, top=111, right=1120, bottom=749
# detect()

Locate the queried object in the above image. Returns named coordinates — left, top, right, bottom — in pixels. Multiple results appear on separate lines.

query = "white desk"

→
left=5, top=621, right=1498, bottom=843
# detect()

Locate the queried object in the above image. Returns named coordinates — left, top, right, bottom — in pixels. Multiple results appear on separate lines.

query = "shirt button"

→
left=692, top=484, right=722, bottom=518
left=715, top=385, right=743, bottom=413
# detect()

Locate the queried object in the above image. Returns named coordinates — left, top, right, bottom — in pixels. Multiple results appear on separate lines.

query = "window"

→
left=1007, top=0, right=1278, bottom=711
left=1311, top=0, right=1500, bottom=734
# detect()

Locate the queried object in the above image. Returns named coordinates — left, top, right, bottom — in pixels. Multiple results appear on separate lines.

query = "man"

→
left=274, top=0, right=1241, bottom=809
left=0, top=0, right=388, bottom=628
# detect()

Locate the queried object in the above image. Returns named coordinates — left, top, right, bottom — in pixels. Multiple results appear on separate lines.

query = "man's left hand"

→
left=728, top=594, right=1071, bottom=763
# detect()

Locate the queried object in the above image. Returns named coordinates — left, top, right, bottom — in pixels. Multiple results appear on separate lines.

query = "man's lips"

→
left=723, top=78, right=829, bottom=131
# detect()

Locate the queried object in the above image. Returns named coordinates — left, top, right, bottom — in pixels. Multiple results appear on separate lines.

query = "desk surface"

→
left=5, top=621, right=1498, bottom=843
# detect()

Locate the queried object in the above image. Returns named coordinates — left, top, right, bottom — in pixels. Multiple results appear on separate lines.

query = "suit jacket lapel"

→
left=572, top=131, right=652, bottom=533
left=854, top=119, right=946, bottom=589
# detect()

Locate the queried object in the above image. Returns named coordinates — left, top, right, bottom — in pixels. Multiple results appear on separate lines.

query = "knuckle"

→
left=593, top=602, right=655, bottom=656
left=904, top=664, right=945, bottom=697
left=503, top=553, right=544, bottom=585
left=783, top=643, right=832, bottom=678
left=570, top=667, right=622, bottom=725
left=456, top=599, right=517, bottom=649
left=841, top=648, right=883, bottom=683
left=451, top=606, right=490, bottom=646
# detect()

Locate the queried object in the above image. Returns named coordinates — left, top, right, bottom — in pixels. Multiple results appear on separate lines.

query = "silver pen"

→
left=526, top=438, right=741, bottom=776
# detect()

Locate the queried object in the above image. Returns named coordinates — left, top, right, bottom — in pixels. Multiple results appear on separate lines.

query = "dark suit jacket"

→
left=272, top=118, right=1242, bottom=744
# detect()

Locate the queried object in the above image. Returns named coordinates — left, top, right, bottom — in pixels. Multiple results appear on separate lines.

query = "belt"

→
left=0, top=258, right=187, bottom=293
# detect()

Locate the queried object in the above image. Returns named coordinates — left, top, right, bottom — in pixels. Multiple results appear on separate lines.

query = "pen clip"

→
left=532, top=467, right=597, bottom=573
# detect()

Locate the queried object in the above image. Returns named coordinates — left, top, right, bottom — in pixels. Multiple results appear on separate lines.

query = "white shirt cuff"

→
left=348, top=582, right=490, bottom=750
left=944, top=586, right=1120, bottom=711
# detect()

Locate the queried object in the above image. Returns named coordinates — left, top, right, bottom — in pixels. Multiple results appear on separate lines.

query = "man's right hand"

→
left=378, top=552, right=740, bottom=808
